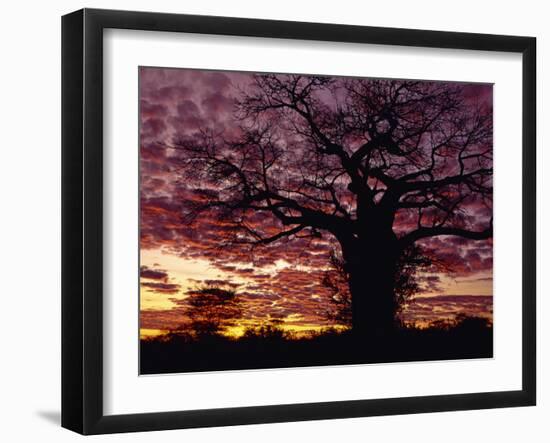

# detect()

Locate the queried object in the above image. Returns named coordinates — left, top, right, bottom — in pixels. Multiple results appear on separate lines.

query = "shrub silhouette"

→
left=242, top=323, right=288, bottom=341
left=140, top=315, right=493, bottom=374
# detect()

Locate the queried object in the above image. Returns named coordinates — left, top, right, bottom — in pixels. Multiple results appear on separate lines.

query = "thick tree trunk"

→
left=344, top=235, right=400, bottom=338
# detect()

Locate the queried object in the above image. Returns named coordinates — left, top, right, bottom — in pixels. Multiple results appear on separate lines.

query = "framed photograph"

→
left=62, top=8, right=536, bottom=435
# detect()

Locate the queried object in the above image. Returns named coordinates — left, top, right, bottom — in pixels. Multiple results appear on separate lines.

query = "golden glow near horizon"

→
left=140, top=248, right=493, bottom=337
left=140, top=248, right=247, bottom=311
left=418, top=273, right=493, bottom=298
left=140, top=248, right=318, bottom=335
left=140, top=324, right=349, bottom=340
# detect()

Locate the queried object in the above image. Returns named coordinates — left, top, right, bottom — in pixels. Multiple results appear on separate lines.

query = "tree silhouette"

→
left=182, top=285, right=243, bottom=337
left=171, top=75, right=492, bottom=337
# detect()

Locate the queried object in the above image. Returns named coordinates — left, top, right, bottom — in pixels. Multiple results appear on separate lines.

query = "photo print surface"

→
left=139, top=67, right=493, bottom=374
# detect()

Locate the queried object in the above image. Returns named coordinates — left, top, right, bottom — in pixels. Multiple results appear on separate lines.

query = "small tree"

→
left=183, top=285, right=242, bottom=338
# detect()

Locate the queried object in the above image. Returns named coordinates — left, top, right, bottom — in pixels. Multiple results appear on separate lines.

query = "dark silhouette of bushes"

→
left=242, top=323, right=289, bottom=341
left=140, top=315, right=492, bottom=374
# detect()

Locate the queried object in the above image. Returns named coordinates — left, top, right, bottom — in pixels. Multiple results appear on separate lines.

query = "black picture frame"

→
left=62, top=8, right=536, bottom=435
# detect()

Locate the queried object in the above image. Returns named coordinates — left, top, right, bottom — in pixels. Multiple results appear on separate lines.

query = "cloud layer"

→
left=138, top=67, right=493, bottom=333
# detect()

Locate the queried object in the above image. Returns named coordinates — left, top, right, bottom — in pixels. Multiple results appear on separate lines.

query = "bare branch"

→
left=399, top=224, right=493, bottom=248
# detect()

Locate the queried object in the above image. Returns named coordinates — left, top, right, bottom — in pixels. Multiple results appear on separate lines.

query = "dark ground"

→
left=140, top=316, right=493, bottom=375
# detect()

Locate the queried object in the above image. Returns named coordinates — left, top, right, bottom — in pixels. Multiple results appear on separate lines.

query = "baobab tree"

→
left=170, top=74, right=493, bottom=337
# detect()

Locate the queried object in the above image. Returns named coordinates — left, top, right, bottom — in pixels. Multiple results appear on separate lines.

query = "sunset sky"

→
left=139, top=67, right=493, bottom=338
